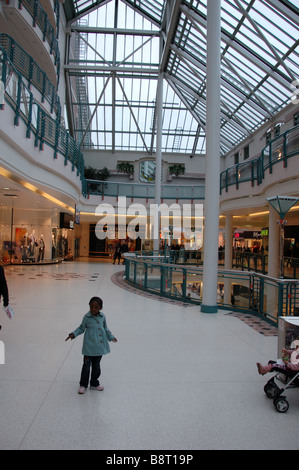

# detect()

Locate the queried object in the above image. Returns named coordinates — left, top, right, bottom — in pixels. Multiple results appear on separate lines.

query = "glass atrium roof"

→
left=63, top=0, right=299, bottom=155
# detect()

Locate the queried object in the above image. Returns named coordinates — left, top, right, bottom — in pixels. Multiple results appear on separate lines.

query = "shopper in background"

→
left=0, top=265, right=9, bottom=331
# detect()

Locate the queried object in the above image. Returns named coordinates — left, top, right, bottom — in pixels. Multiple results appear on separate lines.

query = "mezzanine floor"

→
left=0, top=259, right=298, bottom=450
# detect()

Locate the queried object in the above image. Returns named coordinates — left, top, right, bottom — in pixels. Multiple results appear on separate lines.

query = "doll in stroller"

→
left=257, top=347, right=299, bottom=413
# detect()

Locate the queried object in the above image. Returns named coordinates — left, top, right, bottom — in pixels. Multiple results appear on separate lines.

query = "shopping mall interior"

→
left=0, top=0, right=298, bottom=451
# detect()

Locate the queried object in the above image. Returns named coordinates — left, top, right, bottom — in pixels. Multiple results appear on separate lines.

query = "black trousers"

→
left=79, top=355, right=102, bottom=388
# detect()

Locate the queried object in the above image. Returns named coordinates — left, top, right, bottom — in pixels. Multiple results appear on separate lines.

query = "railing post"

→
left=235, top=163, right=239, bottom=189
left=251, top=161, right=254, bottom=187
left=160, top=265, right=165, bottom=294
left=34, top=106, right=40, bottom=147
left=39, top=109, right=45, bottom=150
left=182, top=268, right=187, bottom=299
left=269, top=141, right=273, bottom=174
left=0, top=50, right=7, bottom=110
left=133, top=261, right=137, bottom=285
left=54, top=119, right=59, bottom=158
left=65, top=133, right=69, bottom=165
left=14, top=74, right=22, bottom=126
left=33, top=0, right=38, bottom=27
left=144, top=263, right=148, bottom=289
left=26, top=91, right=33, bottom=138
left=42, top=71, right=46, bottom=103
left=277, top=282, right=284, bottom=317
left=258, top=277, right=264, bottom=315
left=28, top=56, right=33, bottom=89
left=283, top=131, right=288, bottom=168
left=225, top=168, right=228, bottom=192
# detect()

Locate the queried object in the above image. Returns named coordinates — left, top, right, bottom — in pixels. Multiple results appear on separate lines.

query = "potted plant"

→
left=84, top=166, right=110, bottom=181
left=84, top=166, right=110, bottom=193
left=116, top=162, right=134, bottom=177
left=168, top=164, right=185, bottom=177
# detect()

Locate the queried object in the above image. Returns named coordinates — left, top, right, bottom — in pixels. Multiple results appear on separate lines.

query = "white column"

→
left=268, top=206, right=279, bottom=277
left=201, top=0, right=222, bottom=313
left=153, top=72, right=163, bottom=251
left=224, top=214, right=233, bottom=270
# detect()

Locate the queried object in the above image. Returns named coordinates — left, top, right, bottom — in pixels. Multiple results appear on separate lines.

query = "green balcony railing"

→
left=15, top=0, right=60, bottom=83
left=124, top=255, right=299, bottom=325
left=0, top=47, right=84, bottom=181
left=83, top=179, right=205, bottom=201
left=220, top=125, right=299, bottom=193
left=0, top=34, right=61, bottom=118
left=84, top=126, right=298, bottom=202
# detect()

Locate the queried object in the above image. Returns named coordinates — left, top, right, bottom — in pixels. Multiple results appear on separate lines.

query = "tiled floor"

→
left=1, top=260, right=299, bottom=450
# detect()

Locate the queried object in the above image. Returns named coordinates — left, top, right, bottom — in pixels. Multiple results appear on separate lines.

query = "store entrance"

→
left=89, top=224, right=109, bottom=257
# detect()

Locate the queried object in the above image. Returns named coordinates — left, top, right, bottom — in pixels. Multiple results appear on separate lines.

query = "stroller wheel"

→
left=273, top=397, right=289, bottom=413
left=264, top=382, right=280, bottom=398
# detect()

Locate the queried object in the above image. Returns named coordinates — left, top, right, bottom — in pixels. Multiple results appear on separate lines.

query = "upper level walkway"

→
left=0, top=259, right=298, bottom=450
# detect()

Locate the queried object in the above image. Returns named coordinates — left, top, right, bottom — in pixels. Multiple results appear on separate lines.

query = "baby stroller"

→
left=263, top=361, right=299, bottom=413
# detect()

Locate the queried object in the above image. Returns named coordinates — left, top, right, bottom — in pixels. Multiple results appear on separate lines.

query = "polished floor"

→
left=0, top=260, right=298, bottom=450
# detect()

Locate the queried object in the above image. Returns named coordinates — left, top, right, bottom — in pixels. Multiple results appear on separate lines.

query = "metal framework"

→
left=63, top=0, right=299, bottom=154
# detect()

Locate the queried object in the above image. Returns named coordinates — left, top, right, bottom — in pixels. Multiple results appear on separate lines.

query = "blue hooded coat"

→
left=71, top=311, right=115, bottom=356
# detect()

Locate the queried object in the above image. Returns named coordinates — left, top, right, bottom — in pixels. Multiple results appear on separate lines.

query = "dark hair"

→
left=89, top=296, right=103, bottom=309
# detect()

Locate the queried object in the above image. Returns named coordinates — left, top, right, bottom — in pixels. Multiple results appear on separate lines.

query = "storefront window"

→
left=0, top=208, right=74, bottom=264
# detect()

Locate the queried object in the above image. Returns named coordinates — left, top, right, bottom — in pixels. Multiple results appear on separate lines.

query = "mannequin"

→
left=38, top=235, right=45, bottom=262
left=21, top=232, right=28, bottom=262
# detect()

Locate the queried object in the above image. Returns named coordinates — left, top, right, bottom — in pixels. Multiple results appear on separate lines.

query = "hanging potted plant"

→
left=168, top=164, right=185, bottom=177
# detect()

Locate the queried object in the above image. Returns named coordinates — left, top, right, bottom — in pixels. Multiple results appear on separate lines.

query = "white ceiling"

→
left=0, top=174, right=60, bottom=212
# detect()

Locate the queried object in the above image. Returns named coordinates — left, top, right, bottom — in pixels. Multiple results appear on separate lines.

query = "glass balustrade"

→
left=124, top=256, right=299, bottom=325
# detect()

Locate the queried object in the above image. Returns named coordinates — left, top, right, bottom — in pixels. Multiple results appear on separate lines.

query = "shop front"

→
left=0, top=206, right=77, bottom=265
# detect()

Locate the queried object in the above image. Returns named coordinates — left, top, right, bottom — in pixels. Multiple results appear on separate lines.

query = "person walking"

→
left=113, top=243, right=121, bottom=264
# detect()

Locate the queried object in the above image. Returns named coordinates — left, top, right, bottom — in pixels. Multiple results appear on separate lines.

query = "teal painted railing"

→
left=83, top=126, right=298, bottom=201
left=0, top=47, right=84, bottom=180
left=133, top=249, right=298, bottom=279
left=84, top=179, right=205, bottom=201
left=16, top=0, right=60, bottom=82
left=220, top=125, right=299, bottom=193
left=0, top=34, right=61, bottom=119
left=124, top=255, right=299, bottom=325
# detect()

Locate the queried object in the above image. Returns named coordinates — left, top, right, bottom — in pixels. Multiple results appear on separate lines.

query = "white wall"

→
left=221, top=103, right=299, bottom=171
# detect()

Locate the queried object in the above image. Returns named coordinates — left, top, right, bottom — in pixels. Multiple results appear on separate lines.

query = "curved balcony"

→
left=2, top=0, right=60, bottom=85
left=0, top=34, right=61, bottom=119
left=0, top=46, right=84, bottom=185
left=220, top=126, right=299, bottom=194
left=124, top=254, right=299, bottom=325
left=83, top=179, right=205, bottom=203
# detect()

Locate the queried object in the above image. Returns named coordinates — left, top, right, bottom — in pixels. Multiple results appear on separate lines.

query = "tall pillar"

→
left=201, top=0, right=222, bottom=313
left=224, top=214, right=233, bottom=270
left=268, top=206, right=279, bottom=277
left=153, top=72, right=163, bottom=251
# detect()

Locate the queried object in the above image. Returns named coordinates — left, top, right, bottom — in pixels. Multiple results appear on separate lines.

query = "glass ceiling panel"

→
left=64, top=0, right=299, bottom=154
left=123, top=0, right=165, bottom=26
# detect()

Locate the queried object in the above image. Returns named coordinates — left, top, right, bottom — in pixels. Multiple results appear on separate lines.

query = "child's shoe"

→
left=78, top=386, right=86, bottom=394
left=90, top=385, right=104, bottom=391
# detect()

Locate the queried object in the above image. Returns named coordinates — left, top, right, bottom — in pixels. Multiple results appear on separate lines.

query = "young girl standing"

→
left=65, top=296, right=117, bottom=394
